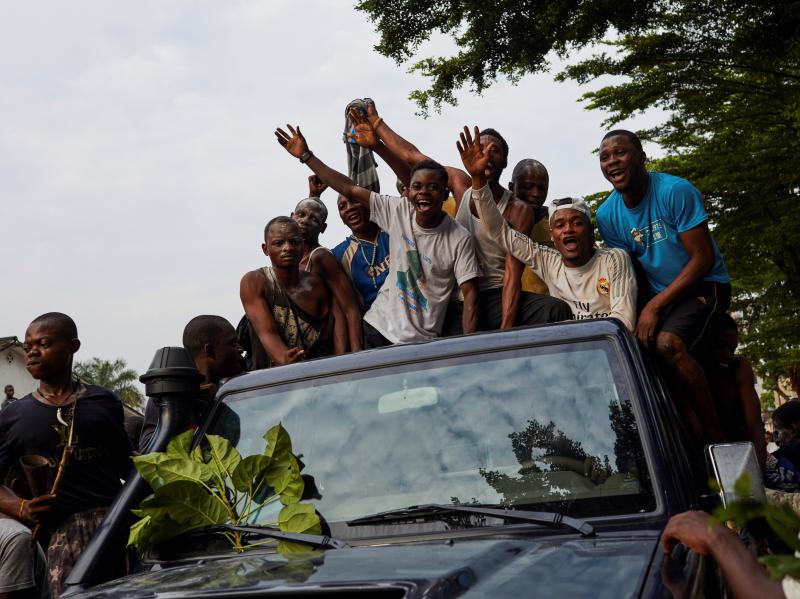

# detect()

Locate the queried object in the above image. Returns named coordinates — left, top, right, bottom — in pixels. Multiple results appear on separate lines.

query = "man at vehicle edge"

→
left=331, top=192, right=391, bottom=312
left=596, top=130, right=731, bottom=443
left=138, top=315, right=246, bottom=453
left=240, top=217, right=336, bottom=366
left=275, top=123, right=481, bottom=347
left=459, top=126, right=637, bottom=332
left=291, top=197, right=363, bottom=352
left=0, top=313, right=131, bottom=598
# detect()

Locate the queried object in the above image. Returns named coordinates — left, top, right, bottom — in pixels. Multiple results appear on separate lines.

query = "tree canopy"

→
left=357, top=0, right=800, bottom=395
left=74, top=357, right=145, bottom=410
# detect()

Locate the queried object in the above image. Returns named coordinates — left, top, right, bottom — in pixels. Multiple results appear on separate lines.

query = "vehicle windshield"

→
left=210, top=341, right=655, bottom=528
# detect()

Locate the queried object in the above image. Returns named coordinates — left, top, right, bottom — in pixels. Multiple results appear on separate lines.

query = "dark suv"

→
left=64, top=319, right=731, bottom=597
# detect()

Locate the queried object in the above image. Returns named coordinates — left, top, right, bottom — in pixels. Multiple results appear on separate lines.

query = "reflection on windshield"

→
left=212, top=343, right=655, bottom=525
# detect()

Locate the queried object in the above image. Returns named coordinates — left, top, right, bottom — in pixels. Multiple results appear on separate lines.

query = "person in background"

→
left=1, top=385, right=18, bottom=411
left=764, top=400, right=800, bottom=492
left=0, top=313, right=131, bottom=598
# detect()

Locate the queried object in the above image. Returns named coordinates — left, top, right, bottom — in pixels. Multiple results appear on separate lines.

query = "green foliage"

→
left=128, top=423, right=318, bottom=554
left=358, top=0, right=800, bottom=390
left=713, top=473, right=800, bottom=580
left=74, top=357, right=145, bottom=410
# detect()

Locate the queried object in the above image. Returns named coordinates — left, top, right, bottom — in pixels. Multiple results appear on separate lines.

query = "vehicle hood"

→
left=73, top=533, right=659, bottom=598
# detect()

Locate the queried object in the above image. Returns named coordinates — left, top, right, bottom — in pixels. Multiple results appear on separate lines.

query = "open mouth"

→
left=346, top=213, right=363, bottom=226
left=607, top=168, right=626, bottom=184
left=415, top=199, right=434, bottom=212
left=562, top=236, right=579, bottom=251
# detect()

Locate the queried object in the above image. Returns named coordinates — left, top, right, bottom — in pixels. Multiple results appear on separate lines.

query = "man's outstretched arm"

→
left=275, top=125, right=372, bottom=209
left=347, top=108, right=411, bottom=188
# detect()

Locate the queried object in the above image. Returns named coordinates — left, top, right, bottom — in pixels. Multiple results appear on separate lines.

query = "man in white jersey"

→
left=457, top=126, right=637, bottom=332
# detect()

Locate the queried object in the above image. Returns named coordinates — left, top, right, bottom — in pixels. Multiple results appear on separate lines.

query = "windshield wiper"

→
left=347, top=504, right=595, bottom=537
left=194, top=523, right=348, bottom=549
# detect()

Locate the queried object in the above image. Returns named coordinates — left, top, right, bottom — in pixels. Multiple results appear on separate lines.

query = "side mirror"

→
left=705, top=441, right=766, bottom=506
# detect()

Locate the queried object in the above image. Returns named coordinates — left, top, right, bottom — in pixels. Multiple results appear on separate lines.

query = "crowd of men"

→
left=0, top=99, right=791, bottom=597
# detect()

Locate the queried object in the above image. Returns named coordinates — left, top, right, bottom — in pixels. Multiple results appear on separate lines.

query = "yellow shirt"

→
left=521, top=217, right=551, bottom=294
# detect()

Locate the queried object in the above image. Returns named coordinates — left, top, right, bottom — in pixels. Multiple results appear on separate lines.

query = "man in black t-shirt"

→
left=0, top=312, right=131, bottom=598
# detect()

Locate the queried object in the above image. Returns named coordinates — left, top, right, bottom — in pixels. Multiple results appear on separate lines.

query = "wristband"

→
left=18, top=499, right=26, bottom=518
left=373, top=117, right=383, bottom=129
left=299, top=150, right=313, bottom=164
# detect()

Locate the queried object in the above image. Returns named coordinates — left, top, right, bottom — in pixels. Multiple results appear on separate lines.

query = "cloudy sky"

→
left=1, top=1, right=659, bottom=382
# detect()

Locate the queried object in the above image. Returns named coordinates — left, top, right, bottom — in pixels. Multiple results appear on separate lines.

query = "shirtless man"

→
left=459, top=126, right=637, bottom=332
left=350, top=102, right=570, bottom=331
left=240, top=217, right=336, bottom=369
left=275, top=124, right=481, bottom=346
left=291, top=198, right=363, bottom=351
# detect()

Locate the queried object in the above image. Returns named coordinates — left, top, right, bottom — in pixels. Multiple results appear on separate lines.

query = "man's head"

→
left=549, top=198, right=595, bottom=267
left=396, top=178, right=408, bottom=198
left=408, top=159, right=449, bottom=227
left=478, top=128, right=509, bottom=184
left=291, top=198, right=328, bottom=242
left=599, top=130, right=648, bottom=194
left=263, top=216, right=304, bottom=269
left=773, top=400, right=800, bottom=447
left=4, top=385, right=13, bottom=399
left=23, top=312, right=80, bottom=381
left=337, top=193, right=376, bottom=237
left=509, top=159, right=549, bottom=209
left=182, top=315, right=245, bottom=385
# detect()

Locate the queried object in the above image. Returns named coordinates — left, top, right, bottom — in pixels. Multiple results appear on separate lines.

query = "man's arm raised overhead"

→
left=347, top=107, right=410, bottom=188
left=275, top=124, right=372, bottom=208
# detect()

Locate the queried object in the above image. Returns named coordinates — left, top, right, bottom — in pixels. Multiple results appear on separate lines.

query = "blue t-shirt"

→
left=596, top=172, right=730, bottom=293
left=332, top=232, right=391, bottom=311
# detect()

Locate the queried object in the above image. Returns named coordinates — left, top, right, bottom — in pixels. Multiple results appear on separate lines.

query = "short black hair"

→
left=264, top=216, right=299, bottom=240
left=512, top=158, right=548, bottom=181
left=295, top=197, right=328, bottom=223
left=774, top=400, right=800, bottom=427
left=602, top=129, right=643, bottom=152
left=182, top=315, right=234, bottom=358
left=409, top=159, right=449, bottom=187
left=29, top=312, right=78, bottom=340
left=479, top=128, right=509, bottom=159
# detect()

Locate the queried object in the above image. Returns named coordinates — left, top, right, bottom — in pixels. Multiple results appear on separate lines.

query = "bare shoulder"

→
left=312, top=248, right=339, bottom=273
left=240, top=268, right=266, bottom=294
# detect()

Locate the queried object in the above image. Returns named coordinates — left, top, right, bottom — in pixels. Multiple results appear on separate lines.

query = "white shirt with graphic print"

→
left=471, top=185, right=637, bottom=332
left=364, top=192, right=481, bottom=343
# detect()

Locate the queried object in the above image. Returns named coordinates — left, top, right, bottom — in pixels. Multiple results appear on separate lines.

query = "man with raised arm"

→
left=596, top=130, right=731, bottom=443
left=458, top=127, right=637, bottom=332
left=291, top=197, right=363, bottom=351
left=351, top=102, right=569, bottom=331
left=240, top=217, right=336, bottom=368
left=275, top=124, right=481, bottom=347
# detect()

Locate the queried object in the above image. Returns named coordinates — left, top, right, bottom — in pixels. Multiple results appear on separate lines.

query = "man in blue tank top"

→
left=596, top=130, right=731, bottom=444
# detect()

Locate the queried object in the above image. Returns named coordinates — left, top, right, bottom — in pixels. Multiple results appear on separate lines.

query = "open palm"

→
left=275, top=124, right=309, bottom=158
left=457, top=125, right=494, bottom=178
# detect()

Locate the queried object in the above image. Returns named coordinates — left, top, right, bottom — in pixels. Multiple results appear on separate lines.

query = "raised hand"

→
left=457, top=125, right=495, bottom=185
left=275, top=124, right=309, bottom=159
left=364, top=98, right=380, bottom=127
left=347, top=107, right=379, bottom=149
left=308, top=174, right=328, bottom=198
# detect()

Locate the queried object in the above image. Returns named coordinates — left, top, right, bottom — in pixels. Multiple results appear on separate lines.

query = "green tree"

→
left=357, top=0, right=800, bottom=394
left=74, top=357, right=145, bottom=410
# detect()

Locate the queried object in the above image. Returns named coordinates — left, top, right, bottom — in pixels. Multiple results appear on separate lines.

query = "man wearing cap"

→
left=458, top=127, right=637, bottom=332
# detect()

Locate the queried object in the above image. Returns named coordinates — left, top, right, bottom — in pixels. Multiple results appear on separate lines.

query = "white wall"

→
left=0, top=345, right=36, bottom=397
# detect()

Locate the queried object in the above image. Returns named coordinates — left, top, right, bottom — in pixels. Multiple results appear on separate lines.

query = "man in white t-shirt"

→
left=457, top=126, right=637, bottom=332
left=276, top=124, right=481, bottom=347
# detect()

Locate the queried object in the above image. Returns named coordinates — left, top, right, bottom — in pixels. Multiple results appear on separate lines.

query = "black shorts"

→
left=657, top=281, right=731, bottom=354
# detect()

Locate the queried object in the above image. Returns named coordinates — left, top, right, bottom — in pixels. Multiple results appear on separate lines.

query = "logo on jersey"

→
left=597, top=277, right=610, bottom=295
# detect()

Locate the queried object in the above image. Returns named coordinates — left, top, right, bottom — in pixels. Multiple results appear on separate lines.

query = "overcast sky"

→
left=1, top=1, right=660, bottom=381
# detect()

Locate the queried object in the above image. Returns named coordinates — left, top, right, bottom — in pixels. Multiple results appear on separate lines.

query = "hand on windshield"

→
left=661, top=511, right=717, bottom=556
left=275, top=125, right=309, bottom=159
left=278, top=347, right=305, bottom=365
left=457, top=125, right=494, bottom=189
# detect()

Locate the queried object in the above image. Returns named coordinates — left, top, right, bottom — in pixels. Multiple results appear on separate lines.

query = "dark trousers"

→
left=442, top=288, right=572, bottom=336
left=363, top=321, right=392, bottom=349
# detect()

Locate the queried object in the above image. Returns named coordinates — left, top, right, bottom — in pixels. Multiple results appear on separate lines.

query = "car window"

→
left=212, top=341, right=655, bottom=526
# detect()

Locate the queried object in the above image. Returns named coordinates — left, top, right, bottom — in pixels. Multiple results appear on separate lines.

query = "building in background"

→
left=0, top=336, right=35, bottom=397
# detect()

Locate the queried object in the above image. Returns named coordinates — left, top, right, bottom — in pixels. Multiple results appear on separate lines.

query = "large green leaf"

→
left=155, top=458, right=214, bottom=489
left=133, top=452, right=170, bottom=489
left=265, top=456, right=304, bottom=505
left=231, top=454, right=271, bottom=493
left=136, top=480, right=229, bottom=532
left=278, top=503, right=321, bottom=535
left=263, top=423, right=293, bottom=460
left=206, top=434, right=242, bottom=481
left=165, top=429, right=196, bottom=460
